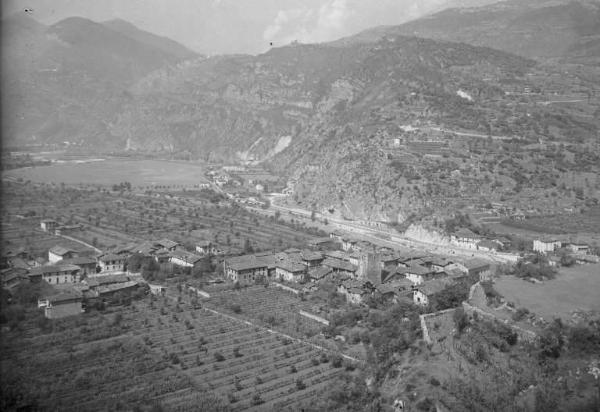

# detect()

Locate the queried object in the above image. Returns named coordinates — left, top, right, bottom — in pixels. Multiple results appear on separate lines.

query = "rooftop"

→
left=309, top=266, right=333, bottom=280
left=44, top=289, right=83, bottom=303
left=453, top=228, right=481, bottom=239
left=276, top=261, right=306, bottom=273
left=398, top=264, right=433, bottom=276
left=301, top=250, right=323, bottom=261
left=29, top=264, right=81, bottom=276
left=62, top=256, right=97, bottom=266
left=170, top=249, right=203, bottom=264
left=86, top=274, right=130, bottom=287
left=98, top=253, right=126, bottom=262
left=49, top=245, right=75, bottom=256
left=226, top=255, right=268, bottom=271
left=307, top=237, right=333, bottom=245
left=322, top=257, right=357, bottom=272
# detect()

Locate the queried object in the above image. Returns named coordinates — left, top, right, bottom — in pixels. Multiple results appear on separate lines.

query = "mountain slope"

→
left=333, top=0, right=600, bottom=62
left=102, top=18, right=197, bottom=61
left=110, top=29, right=600, bottom=220
left=1, top=15, right=197, bottom=147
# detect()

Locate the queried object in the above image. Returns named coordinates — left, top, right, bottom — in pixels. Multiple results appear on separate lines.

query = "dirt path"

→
left=57, top=233, right=102, bottom=254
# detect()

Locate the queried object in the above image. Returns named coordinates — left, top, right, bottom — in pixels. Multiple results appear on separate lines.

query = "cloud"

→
left=261, top=0, right=488, bottom=48
left=262, top=0, right=354, bottom=45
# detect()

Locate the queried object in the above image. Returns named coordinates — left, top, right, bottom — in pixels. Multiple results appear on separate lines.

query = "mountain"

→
left=102, top=19, right=197, bottom=61
left=111, top=32, right=599, bottom=220
left=1, top=15, right=198, bottom=147
left=3, top=8, right=599, bottom=222
left=333, top=0, right=600, bottom=62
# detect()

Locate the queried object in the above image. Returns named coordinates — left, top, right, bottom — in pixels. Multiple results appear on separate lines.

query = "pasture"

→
left=2, top=159, right=209, bottom=187
left=494, top=264, right=600, bottom=322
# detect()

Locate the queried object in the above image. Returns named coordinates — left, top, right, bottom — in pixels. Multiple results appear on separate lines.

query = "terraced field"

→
left=204, top=285, right=328, bottom=340
left=1, top=295, right=347, bottom=411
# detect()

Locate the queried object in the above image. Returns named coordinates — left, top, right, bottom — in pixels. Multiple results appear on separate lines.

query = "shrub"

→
left=289, top=365, right=297, bottom=373
left=234, top=376, right=242, bottom=391
left=453, top=307, right=469, bottom=334
left=295, top=379, right=306, bottom=390
left=214, top=352, right=225, bottom=362
left=330, top=354, right=343, bottom=368
left=230, top=304, right=242, bottom=314
left=233, top=347, right=242, bottom=358
left=416, top=397, right=434, bottom=411
left=168, top=353, right=180, bottom=364
left=475, top=344, right=489, bottom=363
left=251, top=393, right=263, bottom=406
left=512, top=307, right=529, bottom=322
left=429, top=377, right=441, bottom=387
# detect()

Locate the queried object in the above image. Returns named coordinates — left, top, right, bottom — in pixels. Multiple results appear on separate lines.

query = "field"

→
left=2, top=159, right=210, bottom=187
left=1, top=182, right=324, bottom=256
left=202, top=285, right=332, bottom=345
left=494, top=264, right=600, bottom=322
left=493, top=207, right=600, bottom=238
left=1, top=294, right=347, bottom=411
left=1, top=219, right=94, bottom=258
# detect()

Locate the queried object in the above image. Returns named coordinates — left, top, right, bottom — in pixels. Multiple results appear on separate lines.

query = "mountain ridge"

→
left=332, top=0, right=600, bottom=62
left=1, top=15, right=198, bottom=147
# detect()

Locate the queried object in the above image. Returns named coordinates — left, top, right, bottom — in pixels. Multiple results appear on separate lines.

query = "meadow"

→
left=494, top=264, right=600, bottom=321
left=2, top=159, right=209, bottom=187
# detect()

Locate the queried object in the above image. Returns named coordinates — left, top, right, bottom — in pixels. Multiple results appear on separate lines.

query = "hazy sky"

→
left=3, top=0, right=489, bottom=54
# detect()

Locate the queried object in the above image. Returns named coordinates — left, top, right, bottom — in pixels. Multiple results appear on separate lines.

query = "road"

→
left=259, top=195, right=518, bottom=264
left=427, top=127, right=519, bottom=141
left=58, top=233, right=103, bottom=254
left=538, top=99, right=586, bottom=106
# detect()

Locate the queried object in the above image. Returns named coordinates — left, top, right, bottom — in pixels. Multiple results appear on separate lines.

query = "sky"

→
left=2, top=0, right=494, bottom=55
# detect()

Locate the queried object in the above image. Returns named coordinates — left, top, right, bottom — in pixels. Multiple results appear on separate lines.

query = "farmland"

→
left=2, top=159, right=210, bottom=188
left=202, top=285, right=331, bottom=344
left=1, top=181, right=325, bottom=256
left=1, top=292, right=348, bottom=411
left=493, top=207, right=600, bottom=237
left=494, top=264, right=600, bottom=322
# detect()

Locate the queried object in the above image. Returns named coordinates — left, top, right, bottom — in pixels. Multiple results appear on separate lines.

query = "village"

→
left=2, top=191, right=600, bottom=410
left=2, top=209, right=598, bottom=326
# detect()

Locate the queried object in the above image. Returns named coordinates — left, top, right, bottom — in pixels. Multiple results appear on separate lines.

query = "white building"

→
left=40, top=219, right=58, bottom=232
left=48, top=246, right=78, bottom=264
left=29, top=264, right=81, bottom=285
left=275, top=261, right=306, bottom=282
left=567, top=243, right=589, bottom=254
left=97, top=254, right=127, bottom=273
left=224, top=256, right=268, bottom=285
left=169, top=250, right=203, bottom=268
left=533, top=239, right=562, bottom=254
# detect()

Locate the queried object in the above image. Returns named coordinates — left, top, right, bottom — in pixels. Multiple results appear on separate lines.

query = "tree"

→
left=243, top=238, right=254, bottom=254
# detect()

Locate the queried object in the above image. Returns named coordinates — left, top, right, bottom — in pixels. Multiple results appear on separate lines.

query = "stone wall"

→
left=463, top=282, right=538, bottom=343
left=419, top=308, right=457, bottom=345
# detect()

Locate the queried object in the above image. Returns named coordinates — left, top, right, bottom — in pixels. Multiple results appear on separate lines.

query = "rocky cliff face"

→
left=109, top=32, right=600, bottom=222
left=114, top=36, right=533, bottom=160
